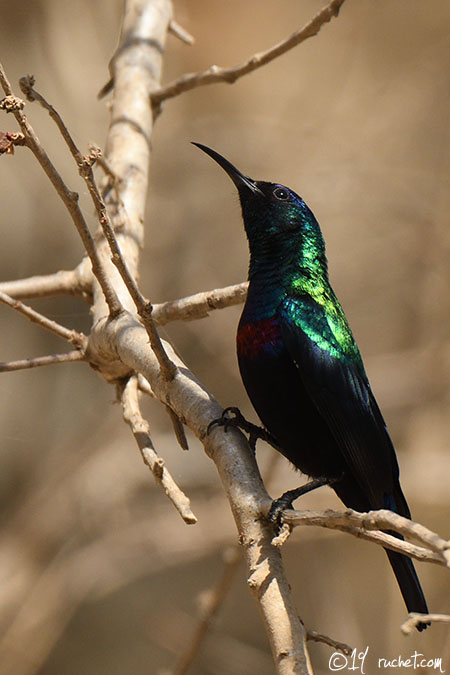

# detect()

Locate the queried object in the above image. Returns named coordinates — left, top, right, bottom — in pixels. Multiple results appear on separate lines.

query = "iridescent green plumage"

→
left=286, top=204, right=363, bottom=367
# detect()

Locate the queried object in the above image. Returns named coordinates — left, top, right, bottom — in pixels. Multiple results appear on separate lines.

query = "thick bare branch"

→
left=152, top=0, right=347, bottom=104
left=0, top=351, right=85, bottom=372
left=120, top=376, right=196, bottom=524
left=95, top=0, right=186, bottom=452
left=102, top=0, right=171, bottom=242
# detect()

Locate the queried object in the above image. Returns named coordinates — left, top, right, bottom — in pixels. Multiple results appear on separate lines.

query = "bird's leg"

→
left=207, top=406, right=280, bottom=453
left=268, top=475, right=341, bottom=524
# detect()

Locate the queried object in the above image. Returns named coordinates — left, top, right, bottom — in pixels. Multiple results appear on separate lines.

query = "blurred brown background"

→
left=0, top=1, right=449, bottom=673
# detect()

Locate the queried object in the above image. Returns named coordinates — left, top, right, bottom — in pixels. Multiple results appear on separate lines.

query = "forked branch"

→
left=152, top=0, right=347, bottom=104
left=278, top=507, right=450, bottom=567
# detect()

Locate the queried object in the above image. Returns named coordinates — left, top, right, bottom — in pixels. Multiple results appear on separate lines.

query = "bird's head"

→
left=192, top=143, right=319, bottom=250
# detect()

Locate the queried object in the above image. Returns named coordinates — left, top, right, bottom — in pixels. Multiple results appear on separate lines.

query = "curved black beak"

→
left=192, top=142, right=263, bottom=195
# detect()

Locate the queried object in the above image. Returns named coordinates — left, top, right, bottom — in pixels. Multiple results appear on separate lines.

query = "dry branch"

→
left=0, top=267, right=91, bottom=301
left=120, top=376, right=196, bottom=524
left=168, top=19, right=194, bottom=45
left=280, top=508, right=450, bottom=566
left=401, top=612, right=450, bottom=635
left=152, top=0, right=347, bottom=104
left=174, top=546, right=241, bottom=675
left=0, top=351, right=85, bottom=372
left=0, top=290, right=86, bottom=348
left=306, top=629, right=352, bottom=655
left=152, top=281, right=248, bottom=325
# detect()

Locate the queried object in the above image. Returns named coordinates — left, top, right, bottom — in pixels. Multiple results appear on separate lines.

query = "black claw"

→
left=206, top=418, right=220, bottom=435
left=207, top=406, right=280, bottom=455
left=268, top=489, right=298, bottom=527
left=207, top=407, right=242, bottom=435
left=268, top=475, right=341, bottom=528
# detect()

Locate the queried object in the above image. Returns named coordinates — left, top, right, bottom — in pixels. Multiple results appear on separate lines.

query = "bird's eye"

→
left=273, top=187, right=290, bottom=201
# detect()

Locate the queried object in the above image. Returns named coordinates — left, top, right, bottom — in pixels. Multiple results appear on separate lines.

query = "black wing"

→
left=278, top=294, right=403, bottom=512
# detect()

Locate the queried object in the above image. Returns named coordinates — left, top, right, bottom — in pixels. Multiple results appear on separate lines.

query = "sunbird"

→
left=194, top=142, right=429, bottom=630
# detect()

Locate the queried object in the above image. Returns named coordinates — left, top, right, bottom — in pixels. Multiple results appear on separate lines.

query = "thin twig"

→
left=306, top=629, right=352, bottom=655
left=0, top=290, right=87, bottom=348
left=152, top=0, right=347, bottom=104
left=0, top=65, right=121, bottom=316
left=280, top=508, right=450, bottom=566
left=165, top=405, right=189, bottom=450
left=174, top=546, right=241, bottom=675
left=401, top=613, right=450, bottom=635
left=19, top=75, right=81, bottom=161
left=0, top=350, right=85, bottom=372
left=169, top=19, right=194, bottom=45
left=120, top=376, right=197, bottom=524
left=152, top=282, right=248, bottom=325
left=104, top=225, right=178, bottom=381
left=89, top=144, right=121, bottom=184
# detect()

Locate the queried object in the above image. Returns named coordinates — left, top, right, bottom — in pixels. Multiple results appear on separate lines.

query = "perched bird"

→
left=194, top=142, right=429, bottom=629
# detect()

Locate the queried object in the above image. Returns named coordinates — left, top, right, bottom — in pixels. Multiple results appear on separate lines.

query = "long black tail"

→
left=385, top=547, right=429, bottom=631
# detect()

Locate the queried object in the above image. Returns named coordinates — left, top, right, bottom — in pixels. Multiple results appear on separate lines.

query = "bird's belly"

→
left=238, top=348, right=345, bottom=479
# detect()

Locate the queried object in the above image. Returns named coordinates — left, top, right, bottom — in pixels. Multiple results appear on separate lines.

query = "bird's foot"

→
left=207, top=406, right=279, bottom=453
left=268, top=475, right=340, bottom=526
